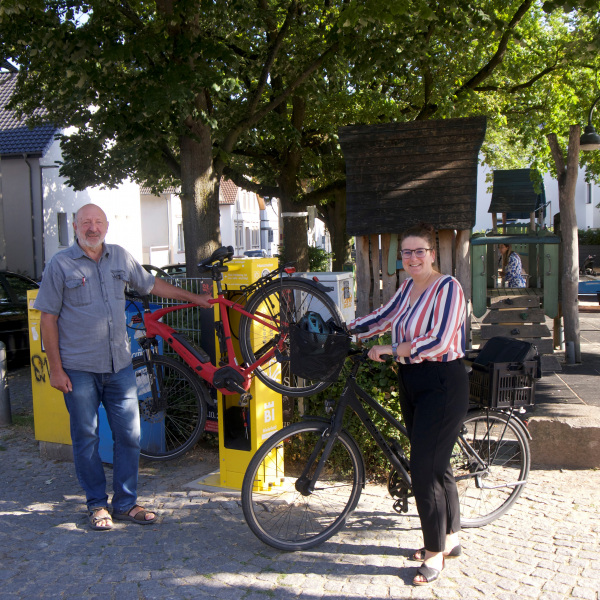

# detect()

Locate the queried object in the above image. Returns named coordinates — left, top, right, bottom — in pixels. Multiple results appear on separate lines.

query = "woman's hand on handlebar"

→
left=368, top=345, right=394, bottom=362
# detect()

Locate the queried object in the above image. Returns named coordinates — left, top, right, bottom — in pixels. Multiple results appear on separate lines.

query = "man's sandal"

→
left=113, top=505, right=158, bottom=525
left=88, top=507, right=113, bottom=531
left=413, top=559, right=445, bottom=586
left=410, top=544, right=462, bottom=562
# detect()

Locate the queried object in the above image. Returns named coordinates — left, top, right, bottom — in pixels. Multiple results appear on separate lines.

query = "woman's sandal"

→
left=410, top=544, right=462, bottom=562
left=88, top=507, right=113, bottom=531
left=113, top=505, right=158, bottom=525
left=413, top=561, right=444, bottom=586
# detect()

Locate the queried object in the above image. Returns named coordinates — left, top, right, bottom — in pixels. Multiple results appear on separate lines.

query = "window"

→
left=58, top=212, right=69, bottom=246
left=587, top=183, right=593, bottom=205
left=177, top=223, right=185, bottom=252
left=235, top=223, right=244, bottom=249
left=251, top=228, right=260, bottom=247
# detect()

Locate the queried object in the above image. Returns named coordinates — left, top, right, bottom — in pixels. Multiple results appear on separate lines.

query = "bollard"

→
left=0, top=342, right=12, bottom=425
left=565, top=341, right=576, bottom=365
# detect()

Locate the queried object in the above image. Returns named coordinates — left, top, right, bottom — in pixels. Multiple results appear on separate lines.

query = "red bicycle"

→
left=129, top=246, right=344, bottom=460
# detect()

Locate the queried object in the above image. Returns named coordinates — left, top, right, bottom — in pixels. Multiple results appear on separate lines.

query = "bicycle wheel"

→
left=132, top=355, right=209, bottom=461
left=241, top=421, right=364, bottom=551
left=238, top=278, right=345, bottom=397
left=453, top=409, right=530, bottom=527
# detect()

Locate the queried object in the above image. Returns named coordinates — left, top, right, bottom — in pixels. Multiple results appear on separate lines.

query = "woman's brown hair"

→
left=400, top=222, right=436, bottom=249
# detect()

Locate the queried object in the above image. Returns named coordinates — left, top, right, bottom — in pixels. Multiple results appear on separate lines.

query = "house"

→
left=0, top=72, right=145, bottom=277
left=140, top=179, right=281, bottom=267
left=1, top=71, right=282, bottom=275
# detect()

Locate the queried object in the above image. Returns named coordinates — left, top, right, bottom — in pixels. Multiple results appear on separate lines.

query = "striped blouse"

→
left=349, top=275, right=466, bottom=364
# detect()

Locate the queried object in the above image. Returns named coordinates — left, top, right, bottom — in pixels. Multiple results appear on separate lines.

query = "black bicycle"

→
left=241, top=345, right=532, bottom=551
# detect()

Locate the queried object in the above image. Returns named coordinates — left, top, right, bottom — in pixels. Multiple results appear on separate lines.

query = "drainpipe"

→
left=23, top=154, right=39, bottom=279
left=165, top=195, right=171, bottom=263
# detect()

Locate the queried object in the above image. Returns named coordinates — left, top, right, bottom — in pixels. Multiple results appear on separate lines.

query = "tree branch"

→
left=453, top=0, right=534, bottom=98
left=247, top=0, right=298, bottom=116
left=474, top=65, right=560, bottom=93
left=160, top=143, right=181, bottom=179
left=301, top=179, right=346, bottom=204
left=219, top=41, right=339, bottom=156
left=547, top=132, right=566, bottom=174
left=222, top=166, right=280, bottom=198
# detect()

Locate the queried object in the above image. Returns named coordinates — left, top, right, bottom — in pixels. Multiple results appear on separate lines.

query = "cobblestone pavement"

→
left=1, top=419, right=599, bottom=600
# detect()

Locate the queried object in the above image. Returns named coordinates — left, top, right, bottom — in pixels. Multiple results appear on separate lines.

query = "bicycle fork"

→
left=294, top=388, right=352, bottom=496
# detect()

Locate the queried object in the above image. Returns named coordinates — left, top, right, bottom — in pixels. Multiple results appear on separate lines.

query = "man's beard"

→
left=78, top=234, right=105, bottom=250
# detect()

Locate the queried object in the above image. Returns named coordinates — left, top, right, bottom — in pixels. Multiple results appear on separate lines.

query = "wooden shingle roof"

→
left=488, top=169, right=545, bottom=218
left=339, top=117, right=487, bottom=235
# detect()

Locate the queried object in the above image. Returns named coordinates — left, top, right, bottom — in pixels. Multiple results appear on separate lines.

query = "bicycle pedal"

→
left=239, top=393, right=252, bottom=407
left=393, top=498, right=408, bottom=514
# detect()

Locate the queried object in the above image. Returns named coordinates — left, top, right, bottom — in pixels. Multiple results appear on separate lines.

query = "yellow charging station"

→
left=27, top=290, right=72, bottom=445
left=197, top=257, right=284, bottom=490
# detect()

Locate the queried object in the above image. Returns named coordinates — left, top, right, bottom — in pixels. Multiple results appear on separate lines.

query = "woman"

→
left=348, top=223, right=469, bottom=586
left=499, top=243, right=527, bottom=288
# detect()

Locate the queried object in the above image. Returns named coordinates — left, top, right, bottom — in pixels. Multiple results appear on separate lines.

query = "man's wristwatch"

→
left=391, top=343, right=399, bottom=359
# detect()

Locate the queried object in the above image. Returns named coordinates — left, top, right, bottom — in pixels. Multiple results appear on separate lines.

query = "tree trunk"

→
left=547, top=127, right=580, bottom=363
left=318, top=188, right=351, bottom=272
left=278, top=95, right=309, bottom=271
left=179, top=94, right=221, bottom=277
left=279, top=196, right=309, bottom=271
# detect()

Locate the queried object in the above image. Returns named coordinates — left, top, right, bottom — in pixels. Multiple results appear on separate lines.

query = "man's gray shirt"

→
left=34, top=242, right=155, bottom=373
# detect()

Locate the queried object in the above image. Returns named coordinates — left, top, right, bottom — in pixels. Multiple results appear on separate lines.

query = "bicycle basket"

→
left=289, top=313, right=350, bottom=382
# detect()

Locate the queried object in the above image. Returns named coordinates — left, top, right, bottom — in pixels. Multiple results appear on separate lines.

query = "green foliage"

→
left=308, top=246, right=332, bottom=272
left=578, top=229, right=600, bottom=245
left=300, top=334, right=409, bottom=481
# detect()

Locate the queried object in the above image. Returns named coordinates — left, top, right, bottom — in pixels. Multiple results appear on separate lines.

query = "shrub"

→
left=297, top=333, right=409, bottom=481
left=578, top=229, right=600, bottom=245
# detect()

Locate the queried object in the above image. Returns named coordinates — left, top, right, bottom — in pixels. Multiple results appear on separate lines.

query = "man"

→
left=34, top=204, right=212, bottom=530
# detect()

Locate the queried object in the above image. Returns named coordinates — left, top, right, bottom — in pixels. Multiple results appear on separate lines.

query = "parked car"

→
left=243, top=249, right=267, bottom=258
left=142, top=264, right=186, bottom=279
left=0, top=271, right=40, bottom=366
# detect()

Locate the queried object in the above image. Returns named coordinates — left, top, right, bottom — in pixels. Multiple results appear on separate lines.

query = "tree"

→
left=0, top=0, right=359, bottom=274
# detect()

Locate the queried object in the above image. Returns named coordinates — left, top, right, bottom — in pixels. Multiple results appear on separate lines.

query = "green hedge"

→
left=578, top=229, right=600, bottom=245
left=298, top=334, right=410, bottom=481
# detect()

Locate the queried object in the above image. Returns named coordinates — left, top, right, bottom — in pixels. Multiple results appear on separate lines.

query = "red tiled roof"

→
left=220, top=177, right=238, bottom=205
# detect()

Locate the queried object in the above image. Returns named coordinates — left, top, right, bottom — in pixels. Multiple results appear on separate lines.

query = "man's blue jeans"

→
left=63, top=366, right=140, bottom=514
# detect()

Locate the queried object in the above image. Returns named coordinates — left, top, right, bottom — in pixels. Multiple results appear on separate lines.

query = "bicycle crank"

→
left=387, top=469, right=412, bottom=514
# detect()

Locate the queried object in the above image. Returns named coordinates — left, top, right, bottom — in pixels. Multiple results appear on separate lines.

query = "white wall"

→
left=42, top=139, right=144, bottom=264
left=1, top=156, right=43, bottom=277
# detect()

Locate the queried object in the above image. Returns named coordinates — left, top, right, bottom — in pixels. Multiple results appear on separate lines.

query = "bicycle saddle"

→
left=198, top=246, right=234, bottom=271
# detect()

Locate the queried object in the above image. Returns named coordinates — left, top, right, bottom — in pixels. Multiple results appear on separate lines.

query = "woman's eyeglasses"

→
left=401, top=248, right=432, bottom=259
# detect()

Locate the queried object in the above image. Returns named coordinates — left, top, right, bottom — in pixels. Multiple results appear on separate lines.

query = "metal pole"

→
left=0, top=342, right=12, bottom=425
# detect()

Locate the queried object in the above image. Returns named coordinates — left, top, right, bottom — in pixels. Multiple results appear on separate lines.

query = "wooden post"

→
left=438, top=230, right=454, bottom=276
left=492, top=213, right=498, bottom=233
left=369, top=234, right=380, bottom=309
left=455, top=229, right=472, bottom=346
left=380, top=233, right=397, bottom=305
left=355, top=235, right=371, bottom=317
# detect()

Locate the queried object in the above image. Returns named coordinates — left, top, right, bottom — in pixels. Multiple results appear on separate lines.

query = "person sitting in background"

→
left=499, top=243, right=527, bottom=288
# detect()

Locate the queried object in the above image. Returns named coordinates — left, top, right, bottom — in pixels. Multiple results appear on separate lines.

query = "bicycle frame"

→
left=140, top=292, right=285, bottom=396
left=298, top=352, right=528, bottom=497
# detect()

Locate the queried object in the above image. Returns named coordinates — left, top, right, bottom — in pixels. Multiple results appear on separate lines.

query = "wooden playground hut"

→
left=339, top=122, right=560, bottom=355
left=470, top=168, right=559, bottom=355
left=339, top=116, right=487, bottom=322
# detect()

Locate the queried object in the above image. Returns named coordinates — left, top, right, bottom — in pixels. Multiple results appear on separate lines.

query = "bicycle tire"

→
left=454, top=409, right=531, bottom=527
left=238, top=278, right=345, bottom=397
left=241, top=421, right=365, bottom=551
left=132, top=355, right=209, bottom=461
